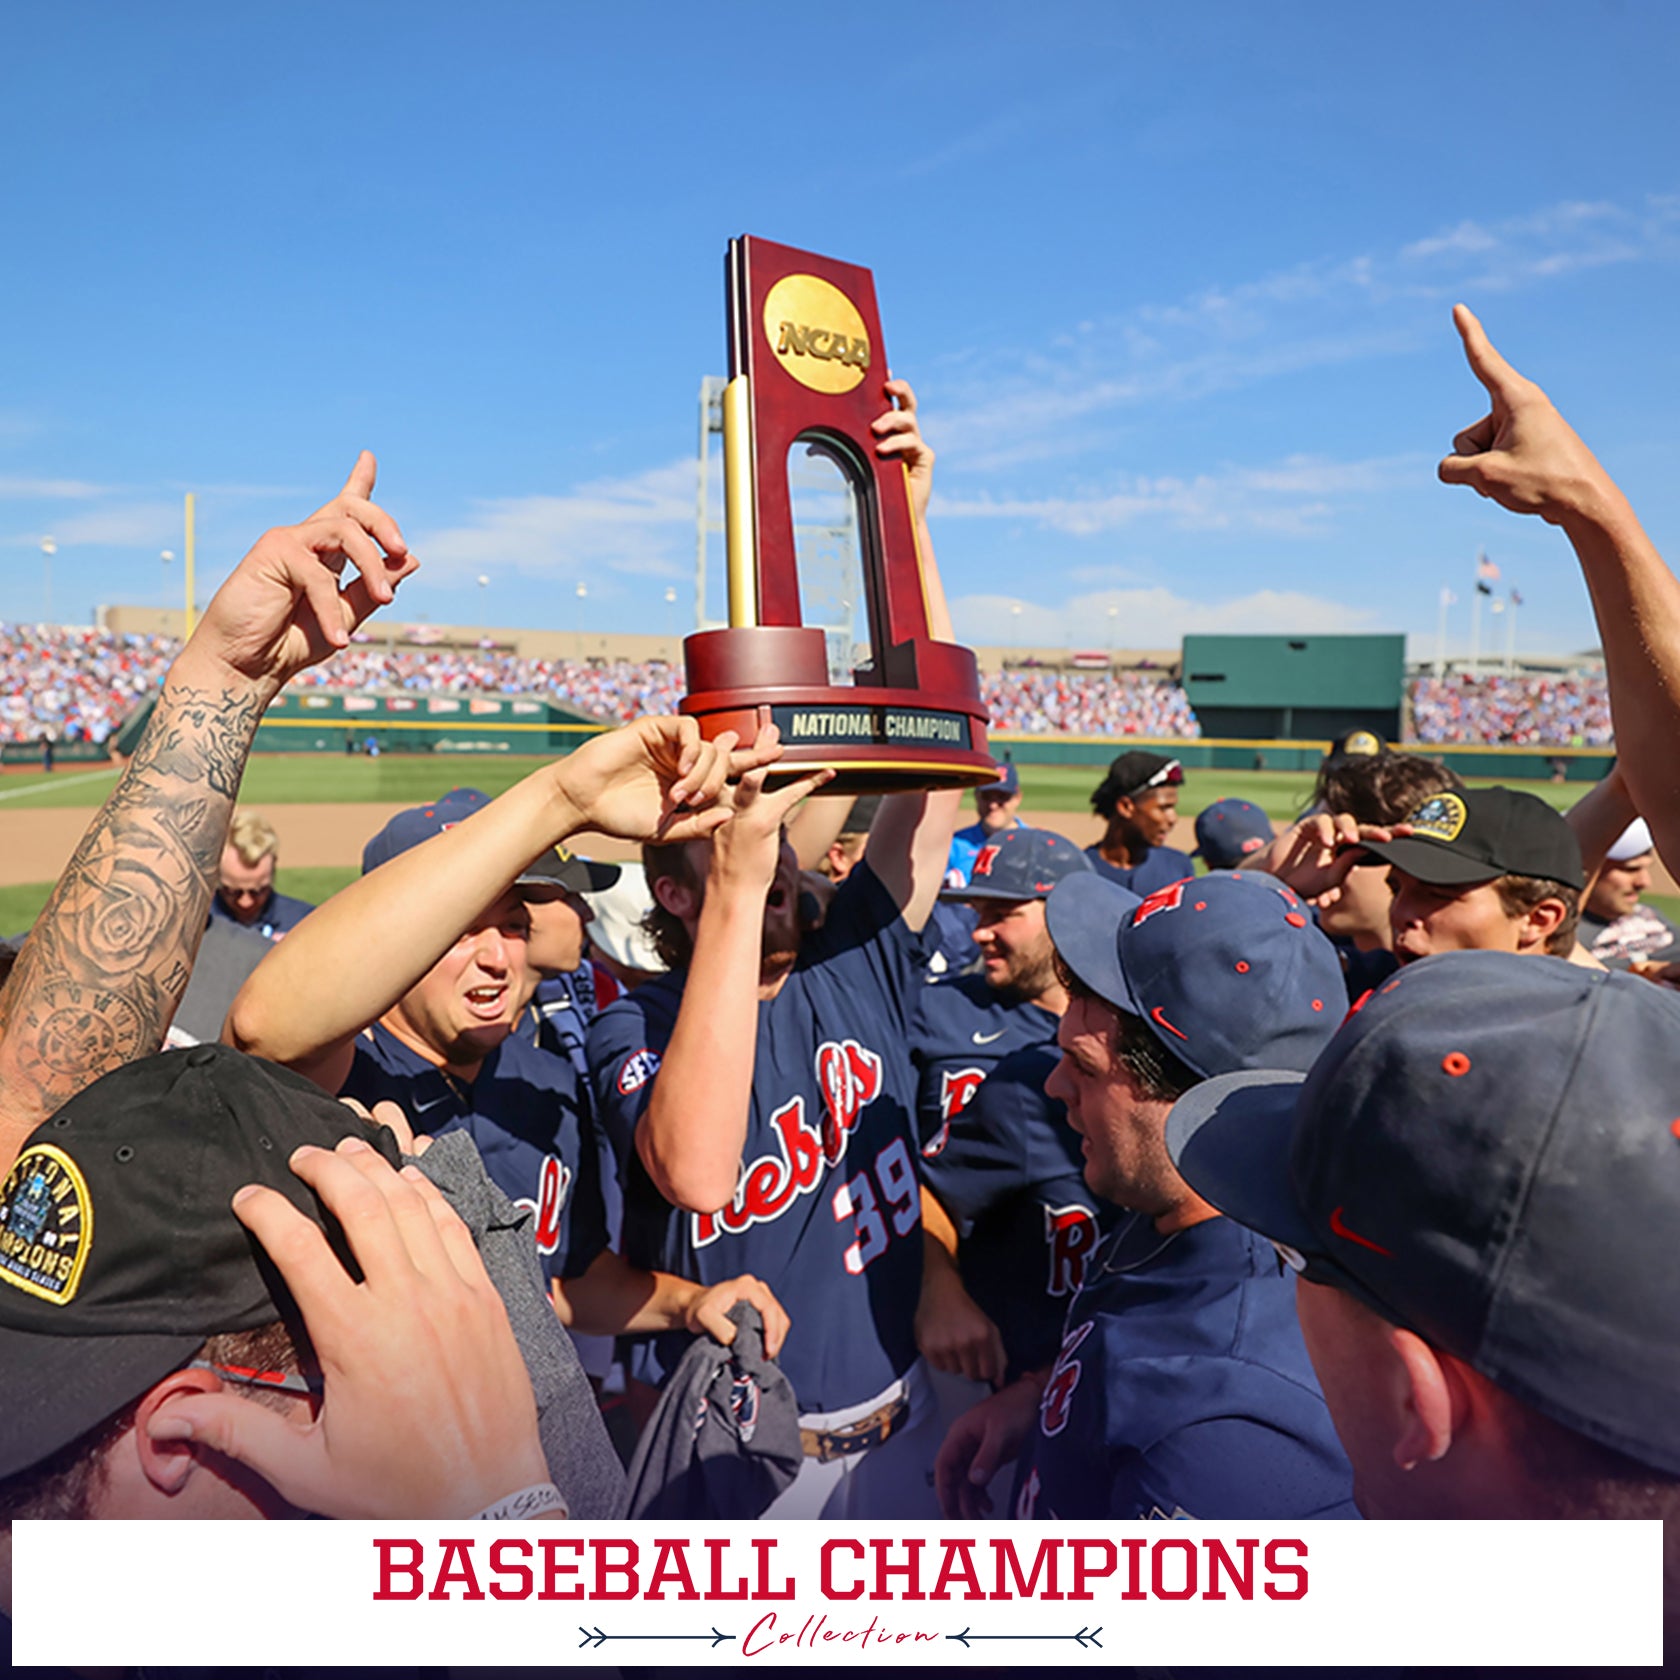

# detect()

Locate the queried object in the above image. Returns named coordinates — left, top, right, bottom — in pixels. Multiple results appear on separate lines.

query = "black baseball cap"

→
left=1361, top=786, right=1583, bottom=890
left=1100, top=750, right=1183, bottom=800
left=517, top=845, right=621, bottom=896
left=1327, top=728, right=1387, bottom=760
left=1165, top=952, right=1680, bottom=1476
left=0, top=1046, right=397, bottom=1478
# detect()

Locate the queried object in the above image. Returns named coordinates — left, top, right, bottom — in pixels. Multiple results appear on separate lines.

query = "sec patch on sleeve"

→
left=617, top=1049, right=662, bottom=1095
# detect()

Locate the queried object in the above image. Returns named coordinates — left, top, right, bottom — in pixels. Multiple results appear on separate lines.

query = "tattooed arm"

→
left=0, top=454, right=415, bottom=1172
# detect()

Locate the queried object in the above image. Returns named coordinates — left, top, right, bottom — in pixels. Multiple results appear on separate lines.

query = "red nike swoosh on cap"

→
left=1329, top=1206, right=1393, bottom=1258
left=1150, top=1005, right=1189, bottom=1041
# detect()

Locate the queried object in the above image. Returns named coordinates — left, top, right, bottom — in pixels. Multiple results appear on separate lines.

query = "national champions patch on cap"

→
left=0, top=1144, right=92, bottom=1305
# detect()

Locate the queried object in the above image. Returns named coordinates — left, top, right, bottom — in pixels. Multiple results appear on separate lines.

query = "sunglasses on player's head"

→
left=1135, top=760, right=1184, bottom=793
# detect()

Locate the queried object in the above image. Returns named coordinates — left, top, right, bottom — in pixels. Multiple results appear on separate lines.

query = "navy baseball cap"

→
left=1165, top=952, right=1680, bottom=1477
left=943, top=826, right=1093, bottom=903
left=363, top=790, right=618, bottom=893
left=1046, top=869, right=1344, bottom=1079
left=362, top=787, right=491, bottom=874
left=1192, top=798, right=1273, bottom=869
left=977, top=762, right=1020, bottom=797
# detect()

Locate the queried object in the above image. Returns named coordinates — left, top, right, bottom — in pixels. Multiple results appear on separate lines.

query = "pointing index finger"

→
left=1452, top=304, right=1524, bottom=401
left=340, top=449, right=378, bottom=503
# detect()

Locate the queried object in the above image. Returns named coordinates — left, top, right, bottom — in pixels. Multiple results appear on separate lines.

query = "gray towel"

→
left=623, top=1302, right=801, bottom=1518
left=414, top=1131, right=626, bottom=1519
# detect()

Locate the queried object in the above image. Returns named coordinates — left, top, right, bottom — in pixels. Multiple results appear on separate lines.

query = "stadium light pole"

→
left=39, top=537, right=56, bottom=624
left=664, top=585, right=678, bottom=659
left=575, top=581, right=588, bottom=658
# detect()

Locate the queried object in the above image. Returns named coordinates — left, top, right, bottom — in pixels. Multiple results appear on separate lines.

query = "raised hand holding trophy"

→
left=680, top=236, right=995, bottom=792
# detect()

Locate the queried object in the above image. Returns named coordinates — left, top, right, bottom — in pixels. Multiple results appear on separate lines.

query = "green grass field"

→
left=0, top=755, right=1668, bottom=936
left=0, top=754, right=1597, bottom=816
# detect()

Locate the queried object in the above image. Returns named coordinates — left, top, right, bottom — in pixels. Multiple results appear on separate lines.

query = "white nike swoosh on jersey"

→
left=412, top=1092, right=455, bottom=1114
left=972, top=1029, right=1007, bottom=1045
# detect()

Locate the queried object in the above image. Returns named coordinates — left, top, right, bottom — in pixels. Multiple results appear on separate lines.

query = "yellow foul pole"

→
left=184, top=493, right=196, bottom=639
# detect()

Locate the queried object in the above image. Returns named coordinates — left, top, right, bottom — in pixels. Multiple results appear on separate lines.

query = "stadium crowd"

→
left=977, top=666, right=1201, bottom=736
left=1410, top=670, right=1614, bottom=746
left=1, top=620, right=1626, bottom=749
left=0, top=624, right=174, bottom=745
left=289, top=646, right=689, bottom=722
left=0, top=326, right=1676, bottom=1651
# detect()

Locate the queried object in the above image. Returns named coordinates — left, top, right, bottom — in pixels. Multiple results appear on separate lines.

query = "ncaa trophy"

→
left=680, top=236, right=996, bottom=791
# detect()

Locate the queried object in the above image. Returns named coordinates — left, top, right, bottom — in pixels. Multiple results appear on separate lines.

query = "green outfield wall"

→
left=251, top=691, right=606, bottom=754
left=88, top=692, right=1615, bottom=783
left=989, top=733, right=1615, bottom=782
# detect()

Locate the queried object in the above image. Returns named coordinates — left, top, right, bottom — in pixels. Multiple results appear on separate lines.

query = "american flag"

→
left=1476, top=552, right=1501, bottom=582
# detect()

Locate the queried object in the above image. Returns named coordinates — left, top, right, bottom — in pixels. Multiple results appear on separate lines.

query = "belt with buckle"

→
left=800, top=1393, right=909, bottom=1462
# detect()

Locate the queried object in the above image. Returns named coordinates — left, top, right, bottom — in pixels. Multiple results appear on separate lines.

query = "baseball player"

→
left=911, top=827, right=1091, bottom=1157
left=1084, top=750, right=1194, bottom=892
left=1189, top=797, right=1273, bottom=870
left=227, top=718, right=789, bottom=1356
left=0, top=1048, right=575, bottom=1527
left=1165, top=951, right=1680, bottom=1638
left=910, top=827, right=1103, bottom=1405
left=587, top=378, right=961, bottom=1518
left=936, top=869, right=1357, bottom=1522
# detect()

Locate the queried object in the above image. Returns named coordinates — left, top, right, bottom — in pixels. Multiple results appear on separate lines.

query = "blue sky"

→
left=3, top=1, right=1678, bottom=661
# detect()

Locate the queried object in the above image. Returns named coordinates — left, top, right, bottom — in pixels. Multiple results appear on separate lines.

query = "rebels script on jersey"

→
left=910, top=972, right=1058, bottom=1157
left=588, top=863, right=925, bottom=1415
left=342, top=1020, right=608, bottom=1284
left=1013, top=1213, right=1359, bottom=1521
left=921, top=1043, right=1117, bottom=1376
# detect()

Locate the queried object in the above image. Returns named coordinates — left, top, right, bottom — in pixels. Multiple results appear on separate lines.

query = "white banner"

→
left=12, top=1519, right=1661, bottom=1668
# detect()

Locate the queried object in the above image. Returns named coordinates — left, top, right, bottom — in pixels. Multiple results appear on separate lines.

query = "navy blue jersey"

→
left=342, top=1019, right=608, bottom=1283
left=922, top=900, right=980, bottom=981
left=588, top=862, right=924, bottom=1415
left=1014, top=1212, right=1359, bottom=1521
left=1083, top=843, right=1195, bottom=896
left=922, top=1043, right=1117, bottom=1376
left=909, top=973, right=1058, bottom=1157
left=208, top=888, right=314, bottom=942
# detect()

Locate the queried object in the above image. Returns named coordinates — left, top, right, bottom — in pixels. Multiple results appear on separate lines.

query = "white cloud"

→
left=928, top=192, right=1680, bottom=470
left=0, top=476, right=109, bottom=499
left=40, top=502, right=181, bottom=547
left=415, top=459, right=698, bottom=586
left=934, top=452, right=1419, bottom=536
left=952, top=584, right=1375, bottom=649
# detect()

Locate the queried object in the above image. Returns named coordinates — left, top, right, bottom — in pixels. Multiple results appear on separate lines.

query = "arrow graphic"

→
left=948, top=1625, right=1102, bottom=1649
left=578, top=1626, right=734, bottom=1650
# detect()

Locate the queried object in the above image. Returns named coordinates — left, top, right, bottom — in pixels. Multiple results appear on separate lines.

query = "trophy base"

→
left=681, top=627, right=997, bottom=796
